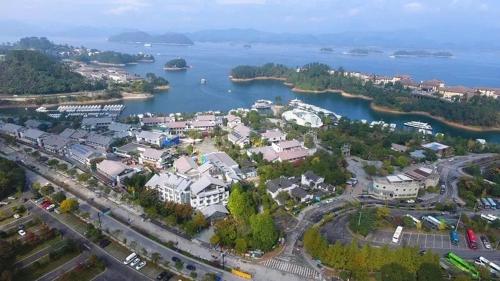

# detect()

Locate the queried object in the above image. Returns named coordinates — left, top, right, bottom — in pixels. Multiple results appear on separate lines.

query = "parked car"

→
left=135, top=261, right=147, bottom=270
left=130, top=258, right=141, bottom=267
left=171, top=256, right=181, bottom=263
left=480, top=236, right=492, bottom=249
left=18, top=229, right=26, bottom=236
left=98, top=239, right=111, bottom=248
left=156, top=271, right=170, bottom=280
left=186, top=264, right=196, bottom=271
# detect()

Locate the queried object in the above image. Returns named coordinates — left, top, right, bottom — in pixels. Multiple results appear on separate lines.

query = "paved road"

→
left=37, top=252, right=88, bottom=281
left=2, top=142, right=308, bottom=281
left=27, top=201, right=151, bottom=281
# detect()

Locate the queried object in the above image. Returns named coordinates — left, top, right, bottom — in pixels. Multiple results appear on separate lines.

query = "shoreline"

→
left=231, top=76, right=500, bottom=132
left=370, top=104, right=500, bottom=132
left=229, top=76, right=287, bottom=82
left=0, top=91, right=155, bottom=109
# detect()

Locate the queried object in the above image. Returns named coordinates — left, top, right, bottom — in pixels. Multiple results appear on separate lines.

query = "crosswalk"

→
left=262, top=258, right=320, bottom=280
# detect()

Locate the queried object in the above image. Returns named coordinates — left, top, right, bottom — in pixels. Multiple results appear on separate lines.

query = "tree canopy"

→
left=0, top=158, right=25, bottom=200
left=0, top=50, right=105, bottom=95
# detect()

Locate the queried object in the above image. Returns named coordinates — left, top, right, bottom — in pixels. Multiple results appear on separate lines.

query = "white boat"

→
left=144, top=43, right=152, bottom=47
left=404, top=121, right=433, bottom=130
left=200, top=78, right=207, bottom=84
left=252, top=99, right=273, bottom=110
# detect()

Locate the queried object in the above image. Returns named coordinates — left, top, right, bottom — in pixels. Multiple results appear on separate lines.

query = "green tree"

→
left=416, top=263, right=443, bottom=281
left=51, top=191, right=66, bottom=203
left=227, top=184, right=255, bottom=222
left=249, top=212, right=279, bottom=251
left=234, top=238, right=248, bottom=254
left=380, top=262, right=415, bottom=281
left=60, top=198, right=79, bottom=213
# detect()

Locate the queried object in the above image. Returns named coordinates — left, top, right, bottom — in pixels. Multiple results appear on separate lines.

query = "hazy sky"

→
left=1, top=0, right=498, bottom=33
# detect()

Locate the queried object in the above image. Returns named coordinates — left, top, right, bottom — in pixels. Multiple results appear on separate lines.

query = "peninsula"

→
left=230, top=63, right=500, bottom=130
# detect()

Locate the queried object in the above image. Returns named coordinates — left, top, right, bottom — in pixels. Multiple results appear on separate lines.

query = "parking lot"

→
left=368, top=229, right=491, bottom=251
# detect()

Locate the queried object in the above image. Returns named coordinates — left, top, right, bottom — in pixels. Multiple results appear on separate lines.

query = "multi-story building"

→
left=96, top=159, right=138, bottom=186
left=67, top=144, right=104, bottom=165
left=138, top=147, right=171, bottom=169
left=261, top=129, right=287, bottom=143
left=135, top=131, right=166, bottom=147
left=19, top=128, right=47, bottom=147
left=146, top=172, right=192, bottom=204
left=42, top=134, right=72, bottom=154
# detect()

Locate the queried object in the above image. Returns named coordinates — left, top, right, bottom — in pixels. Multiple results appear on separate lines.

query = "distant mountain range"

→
left=108, top=31, right=193, bottom=45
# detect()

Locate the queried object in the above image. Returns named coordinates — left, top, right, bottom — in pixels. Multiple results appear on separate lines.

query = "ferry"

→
left=252, top=99, right=273, bottom=110
left=404, top=121, right=433, bottom=131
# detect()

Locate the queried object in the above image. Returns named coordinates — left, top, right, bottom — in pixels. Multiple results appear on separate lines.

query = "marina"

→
left=36, top=104, right=125, bottom=118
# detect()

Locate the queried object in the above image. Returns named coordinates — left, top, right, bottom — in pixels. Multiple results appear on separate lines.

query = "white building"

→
left=96, top=159, right=138, bottom=186
left=370, top=166, right=439, bottom=200
left=67, top=144, right=104, bottom=165
left=261, top=129, right=287, bottom=143
left=135, top=131, right=166, bottom=147
left=19, top=128, right=47, bottom=147
left=138, top=147, right=170, bottom=169
left=145, top=172, right=230, bottom=209
left=227, top=124, right=251, bottom=148
left=282, top=109, right=323, bottom=128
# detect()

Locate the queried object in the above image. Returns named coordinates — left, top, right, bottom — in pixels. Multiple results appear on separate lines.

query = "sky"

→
left=0, top=0, right=498, bottom=34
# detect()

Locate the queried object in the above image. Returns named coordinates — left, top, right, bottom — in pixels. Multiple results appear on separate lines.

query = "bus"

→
left=231, top=269, right=252, bottom=280
left=481, top=198, right=491, bottom=209
left=487, top=198, right=497, bottom=209
left=446, top=252, right=479, bottom=279
left=449, top=230, right=459, bottom=245
left=392, top=226, right=403, bottom=243
left=478, top=256, right=500, bottom=275
left=465, top=229, right=478, bottom=249
left=422, top=216, right=442, bottom=229
left=480, top=213, right=499, bottom=223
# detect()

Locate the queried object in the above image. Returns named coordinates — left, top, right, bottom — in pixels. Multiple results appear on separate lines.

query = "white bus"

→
left=478, top=256, right=500, bottom=274
left=123, top=252, right=137, bottom=264
left=392, top=226, right=403, bottom=243
left=480, top=213, right=499, bottom=223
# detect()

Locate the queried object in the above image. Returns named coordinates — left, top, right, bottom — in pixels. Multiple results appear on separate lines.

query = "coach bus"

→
left=486, top=198, right=497, bottom=209
left=478, top=256, right=500, bottom=275
left=481, top=198, right=491, bottom=209
left=466, top=229, right=478, bottom=249
left=392, top=226, right=403, bottom=243
left=446, top=252, right=479, bottom=279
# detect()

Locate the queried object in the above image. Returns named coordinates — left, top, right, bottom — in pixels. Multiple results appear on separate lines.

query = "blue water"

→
left=3, top=37, right=500, bottom=142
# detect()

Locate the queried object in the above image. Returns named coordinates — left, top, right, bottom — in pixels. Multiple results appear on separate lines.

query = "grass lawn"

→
left=16, top=235, right=63, bottom=262
left=56, top=264, right=105, bottom=281
left=54, top=213, right=88, bottom=234
left=16, top=251, right=81, bottom=280
left=104, top=239, right=165, bottom=279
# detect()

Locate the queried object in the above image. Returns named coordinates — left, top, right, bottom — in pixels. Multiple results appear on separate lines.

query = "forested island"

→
left=164, top=58, right=189, bottom=71
left=0, top=50, right=105, bottom=96
left=109, top=31, right=194, bottom=45
left=0, top=37, right=154, bottom=65
left=230, top=63, right=500, bottom=129
left=346, top=48, right=383, bottom=55
left=392, top=50, right=453, bottom=58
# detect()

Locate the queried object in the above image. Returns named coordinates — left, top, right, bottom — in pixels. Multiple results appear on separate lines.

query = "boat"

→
left=252, top=99, right=273, bottom=110
left=144, top=43, right=152, bottom=47
left=227, top=89, right=232, bottom=93
left=404, top=121, right=433, bottom=131
left=200, top=78, right=207, bottom=84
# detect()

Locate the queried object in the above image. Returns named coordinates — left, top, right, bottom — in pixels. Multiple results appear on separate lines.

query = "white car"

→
left=135, top=261, right=147, bottom=270
left=406, top=199, right=415, bottom=204
left=18, top=229, right=26, bottom=236
left=130, top=258, right=141, bottom=267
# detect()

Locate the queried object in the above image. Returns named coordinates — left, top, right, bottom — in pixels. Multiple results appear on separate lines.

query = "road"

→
left=2, top=139, right=498, bottom=281
left=27, top=200, right=150, bottom=281
left=1, top=141, right=309, bottom=281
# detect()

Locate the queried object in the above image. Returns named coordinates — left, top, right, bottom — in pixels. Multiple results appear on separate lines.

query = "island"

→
left=230, top=62, right=500, bottom=130
left=320, top=47, right=333, bottom=53
left=0, top=38, right=169, bottom=106
left=392, top=50, right=453, bottom=58
left=164, top=58, right=189, bottom=71
left=0, top=37, right=155, bottom=66
left=108, top=31, right=193, bottom=45
left=346, top=48, right=383, bottom=56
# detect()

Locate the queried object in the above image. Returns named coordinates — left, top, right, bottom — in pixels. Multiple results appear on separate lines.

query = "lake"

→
left=3, top=37, right=500, bottom=142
